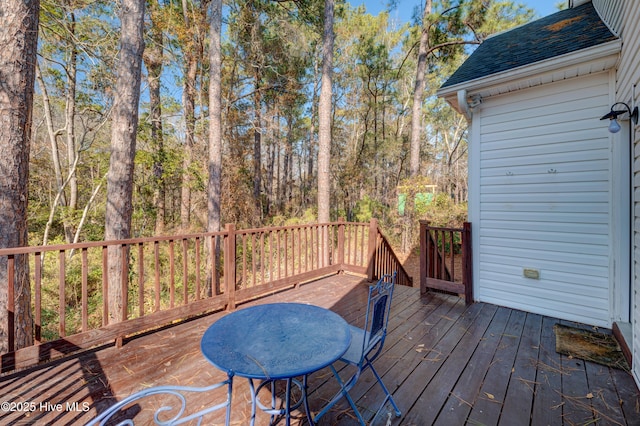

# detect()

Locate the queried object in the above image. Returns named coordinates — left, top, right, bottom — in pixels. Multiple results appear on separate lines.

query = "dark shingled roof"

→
left=440, top=2, right=618, bottom=89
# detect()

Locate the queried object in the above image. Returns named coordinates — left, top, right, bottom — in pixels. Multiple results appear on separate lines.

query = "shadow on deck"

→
left=0, top=274, right=638, bottom=425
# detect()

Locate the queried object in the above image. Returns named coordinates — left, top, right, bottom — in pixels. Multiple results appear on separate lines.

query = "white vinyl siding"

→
left=609, top=0, right=640, bottom=390
left=616, top=0, right=640, bottom=387
left=592, top=0, right=624, bottom=36
left=474, top=72, right=612, bottom=327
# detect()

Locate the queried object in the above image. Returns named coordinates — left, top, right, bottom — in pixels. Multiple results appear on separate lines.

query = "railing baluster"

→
left=241, top=234, right=247, bottom=289
left=121, top=244, right=129, bottom=322
left=102, top=246, right=108, bottom=326
left=304, top=227, right=308, bottom=272
left=195, top=237, right=200, bottom=300
left=169, top=240, right=175, bottom=308
left=34, top=252, right=42, bottom=343
left=251, top=233, right=257, bottom=287
left=154, top=241, right=160, bottom=312
left=449, top=230, right=455, bottom=282
left=82, top=248, right=89, bottom=332
left=284, top=230, right=288, bottom=278
left=138, top=243, right=144, bottom=317
left=182, top=239, right=188, bottom=305
left=59, top=250, right=65, bottom=337
left=260, top=232, right=265, bottom=285
left=360, top=224, right=366, bottom=268
left=7, top=255, right=15, bottom=352
left=268, top=231, right=273, bottom=282
left=276, top=230, right=281, bottom=280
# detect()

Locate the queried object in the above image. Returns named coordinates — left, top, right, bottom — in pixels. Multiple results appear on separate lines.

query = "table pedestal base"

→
left=249, top=376, right=315, bottom=426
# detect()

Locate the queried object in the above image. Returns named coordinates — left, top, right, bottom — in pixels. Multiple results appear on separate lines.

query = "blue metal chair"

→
left=314, top=272, right=401, bottom=425
left=85, top=375, right=233, bottom=426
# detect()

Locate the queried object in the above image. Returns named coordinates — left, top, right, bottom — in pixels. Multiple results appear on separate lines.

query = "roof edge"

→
left=438, top=38, right=621, bottom=97
left=437, top=38, right=621, bottom=114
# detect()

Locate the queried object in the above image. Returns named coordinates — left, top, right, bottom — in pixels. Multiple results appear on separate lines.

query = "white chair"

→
left=85, top=376, right=233, bottom=426
left=314, top=272, right=401, bottom=425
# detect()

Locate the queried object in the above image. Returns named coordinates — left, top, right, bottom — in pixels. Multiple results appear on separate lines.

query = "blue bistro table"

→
left=200, top=303, right=351, bottom=426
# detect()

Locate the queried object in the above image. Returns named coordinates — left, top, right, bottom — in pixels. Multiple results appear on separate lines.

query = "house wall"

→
left=471, top=71, right=617, bottom=328
left=598, top=0, right=640, bottom=392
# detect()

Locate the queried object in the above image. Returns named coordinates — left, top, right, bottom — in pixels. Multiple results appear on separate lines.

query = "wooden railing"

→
left=419, top=220, right=472, bottom=304
left=0, top=219, right=410, bottom=372
left=368, top=224, right=412, bottom=287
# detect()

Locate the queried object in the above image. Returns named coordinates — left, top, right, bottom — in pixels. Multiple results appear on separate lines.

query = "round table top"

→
left=201, top=303, right=351, bottom=380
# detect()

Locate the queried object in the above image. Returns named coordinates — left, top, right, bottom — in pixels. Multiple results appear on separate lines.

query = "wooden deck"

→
left=1, top=274, right=638, bottom=425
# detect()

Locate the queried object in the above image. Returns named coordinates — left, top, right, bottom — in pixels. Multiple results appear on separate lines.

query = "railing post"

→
left=419, top=220, right=428, bottom=294
left=462, top=222, right=473, bottom=304
left=224, top=223, right=236, bottom=310
left=366, top=218, right=378, bottom=281
left=337, top=217, right=345, bottom=271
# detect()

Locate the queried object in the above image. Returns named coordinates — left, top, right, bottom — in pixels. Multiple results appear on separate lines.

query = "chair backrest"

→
left=360, top=272, right=396, bottom=361
left=85, top=378, right=232, bottom=426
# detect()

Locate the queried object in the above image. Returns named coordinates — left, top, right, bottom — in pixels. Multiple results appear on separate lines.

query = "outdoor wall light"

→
left=600, top=102, right=639, bottom=133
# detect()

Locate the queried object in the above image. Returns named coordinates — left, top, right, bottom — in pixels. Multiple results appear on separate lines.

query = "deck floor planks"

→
left=585, top=357, right=628, bottom=425
left=0, top=274, right=638, bottom=426
left=611, top=366, right=640, bottom=426
left=499, top=312, right=543, bottom=425
left=558, top=320, right=599, bottom=426
left=466, top=308, right=528, bottom=425
left=402, top=303, right=500, bottom=425
left=390, top=301, right=486, bottom=423
left=432, top=305, right=512, bottom=426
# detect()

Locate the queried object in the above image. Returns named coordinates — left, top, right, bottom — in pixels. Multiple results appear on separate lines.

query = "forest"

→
left=0, top=0, right=537, bottom=351
left=25, top=0, right=535, bottom=246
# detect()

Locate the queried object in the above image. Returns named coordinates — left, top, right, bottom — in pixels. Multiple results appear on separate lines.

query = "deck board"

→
left=500, top=312, right=542, bottom=425
left=0, top=274, right=638, bottom=425
left=531, top=315, right=563, bottom=426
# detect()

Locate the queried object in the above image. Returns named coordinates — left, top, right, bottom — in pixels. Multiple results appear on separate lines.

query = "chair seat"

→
left=341, top=325, right=381, bottom=364
left=341, top=325, right=367, bottom=364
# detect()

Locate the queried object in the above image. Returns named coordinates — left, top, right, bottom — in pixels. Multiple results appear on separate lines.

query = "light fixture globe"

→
left=608, top=119, right=622, bottom=133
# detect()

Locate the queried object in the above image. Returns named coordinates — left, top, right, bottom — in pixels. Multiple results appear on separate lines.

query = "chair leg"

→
left=313, top=365, right=366, bottom=425
left=368, top=362, right=401, bottom=417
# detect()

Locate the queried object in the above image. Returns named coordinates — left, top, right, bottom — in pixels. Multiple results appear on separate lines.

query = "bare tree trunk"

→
left=253, top=77, right=263, bottom=220
left=207, top=0, right=223, bottom=296
left=409, top=0, right=432, bottom=177
left=104, top=0, right=145, bottom=325
left=317, top=0, right=334, bottom=224
left=0, top=0, right=39, bottom=353
left=36, top=62, right=69, bottom=247
left=305, top=59, right=320, bottom=209
left=35, top=16, right=78, bottom=245
left=179, top=0, right=206, bottom=232
left=180, top=51, right=197, bottom=231
left=35, top=62, right=67, bottom=207
left=64, top=14, right=79, bottom=243
left=283, top=116, right=293, bottom=212
left=144, top=1, right=166, bottom=235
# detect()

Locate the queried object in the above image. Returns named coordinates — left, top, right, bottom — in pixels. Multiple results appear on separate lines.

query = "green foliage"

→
left=27, top=0, right=536, bottom=242
left=354, top=195, right=384, bottom=223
